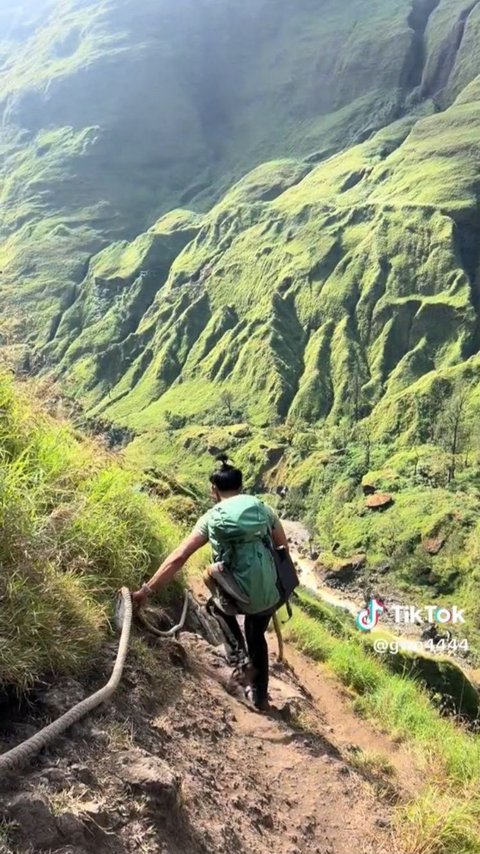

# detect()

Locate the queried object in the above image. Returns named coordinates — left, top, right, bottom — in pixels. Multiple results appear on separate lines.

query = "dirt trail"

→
left=282, top=645, right=418, bottom=798
left=0, top=609, right=418, bottom=854
left=168, top=633, right=410, bottom=854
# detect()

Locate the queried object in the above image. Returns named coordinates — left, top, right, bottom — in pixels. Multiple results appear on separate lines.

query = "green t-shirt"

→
left=195, top=494, right=281, bottom=614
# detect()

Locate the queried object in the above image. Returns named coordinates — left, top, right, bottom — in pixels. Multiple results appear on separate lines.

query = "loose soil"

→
left=0, top=604, right=421, bottom=854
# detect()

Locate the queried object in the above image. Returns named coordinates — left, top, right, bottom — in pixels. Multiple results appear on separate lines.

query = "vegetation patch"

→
left=284, top=594, right=480, bottom=854
left=0, top=373, right=183, bottom=693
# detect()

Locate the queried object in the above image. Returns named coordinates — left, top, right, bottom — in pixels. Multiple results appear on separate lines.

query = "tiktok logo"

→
left=356, top=598, right=386, bottom=632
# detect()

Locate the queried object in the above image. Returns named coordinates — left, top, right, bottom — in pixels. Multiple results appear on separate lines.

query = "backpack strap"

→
left=262, top=528, right=298, bottom=623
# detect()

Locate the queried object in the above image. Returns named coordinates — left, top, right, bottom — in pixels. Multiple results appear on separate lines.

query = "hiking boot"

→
left=244, top=686, right=270, bottom=713
left=226, top=648, right=249, bottom=669
left=230, top=657, right=253, bottom=684
left=226, top=671, right=244, bottom=696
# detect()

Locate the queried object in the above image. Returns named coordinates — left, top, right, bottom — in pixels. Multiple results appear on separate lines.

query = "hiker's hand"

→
left=131, top=587, right=150, bottom=609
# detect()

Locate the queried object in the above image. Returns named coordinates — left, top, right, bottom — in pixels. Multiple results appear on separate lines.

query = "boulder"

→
left=229, top=425, right=251, bottom=439
left=335, top=554, right=366, bottom=573
left=38, top=765, right=72, bottom=791
left=69, top=764, right=97, bottom=787
left=422, top=536, right=445, bottom=556
left=325, top=554, right=366, bottom=581
left=117, top=749, right=180, bottom=807
left=56, top=813, right=88, bottom=847
left=207, top=445, right=223, bottom=457
left=365, top=493, right=393, bottom=511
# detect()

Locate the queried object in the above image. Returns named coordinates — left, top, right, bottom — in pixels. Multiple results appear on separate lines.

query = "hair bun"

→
left=216, top=453, right=231, bottom=469
left=210, top=456, right=243, bottom=491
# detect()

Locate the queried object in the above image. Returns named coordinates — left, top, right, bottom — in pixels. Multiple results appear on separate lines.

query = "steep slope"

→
left=0, top=369, right=189, bottom=692
left=49, top=89, right=480, bottom=431
left=1, top=0, right=475, bottom=343
left=0, top=632, right=402, bottom=854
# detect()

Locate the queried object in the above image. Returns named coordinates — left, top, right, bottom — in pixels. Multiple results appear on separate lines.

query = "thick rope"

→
left=136, top=589, right=189, bottom=637
left=0, top=586, right=133, bottom=775
left=0, top=587, right=284, bottom=774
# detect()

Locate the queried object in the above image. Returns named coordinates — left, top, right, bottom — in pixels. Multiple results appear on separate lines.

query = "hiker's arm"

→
left=132, top=531, right=208, bottom=606
left=272, top=520, right=290, bottom=553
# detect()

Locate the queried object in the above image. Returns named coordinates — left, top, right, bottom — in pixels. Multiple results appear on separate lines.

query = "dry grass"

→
left=397, top=786, right=480, bottom=854
left=346, top=747, right=396, bottom=779
left=104, top=720, right=136, bottom=751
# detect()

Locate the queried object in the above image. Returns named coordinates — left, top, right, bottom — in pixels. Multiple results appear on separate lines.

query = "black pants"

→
left=212, top=605, right=271, bottom=702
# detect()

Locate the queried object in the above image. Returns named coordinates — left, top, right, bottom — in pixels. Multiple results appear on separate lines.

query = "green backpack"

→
left=208, top=495, right=280, bottom=615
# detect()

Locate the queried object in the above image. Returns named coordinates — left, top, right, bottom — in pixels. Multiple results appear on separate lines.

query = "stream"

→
left=282, top=520, right=480, bottom=690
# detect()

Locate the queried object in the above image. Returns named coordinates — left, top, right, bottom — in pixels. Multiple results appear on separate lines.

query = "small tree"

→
left=294, top=431, right=317, bottom=457
left=412, top=445, right=420, bottom=478
left=220, top=389, right=234, bottom=417
left=436, top=382, right=471, bottom=483
left=337, top=416, right=354, bottom=448
left=354, top=422, right=372, bottom=470
left=419, top=380, right=448, bottom=444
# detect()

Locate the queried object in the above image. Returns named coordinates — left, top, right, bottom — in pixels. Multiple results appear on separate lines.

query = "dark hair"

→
left=210, top=455, right=243, bottom=492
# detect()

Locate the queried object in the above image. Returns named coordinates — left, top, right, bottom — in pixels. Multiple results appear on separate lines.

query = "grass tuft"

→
left=0, top=373, right=183, bottom=693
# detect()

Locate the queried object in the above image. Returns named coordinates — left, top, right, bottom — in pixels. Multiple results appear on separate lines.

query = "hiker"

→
left=132, top=456, right=291, bottom=711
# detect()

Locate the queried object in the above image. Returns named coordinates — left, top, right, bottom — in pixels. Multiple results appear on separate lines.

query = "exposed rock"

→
left=207, top=445, right=223, bottom=457
left=70, top=764, right=97, bottom=787
left=265, top=446, right=285, bottom=465
left=365, top=493, right=394, bottom=511
left=56, top=813, right=89, bottom=846
left=229, top=425, right=251, bottom=439
left=422, top=536, right=446, bottom=555
left=377, top=563, right=391, bottom=575
left=81, top=801, right=111, bottom=829
left=42, top=766, right=67, bottom=782
left=40, top=679, right=85, bottom=716
left=53, top=849, right=90, bottom=854
left=88, top=727, right=109, bottom=745
left=326, top=554, right=366, bottom=580
left=117, top=749, right=180, bottom=807
left=5, top=793, right=58, bottom=850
